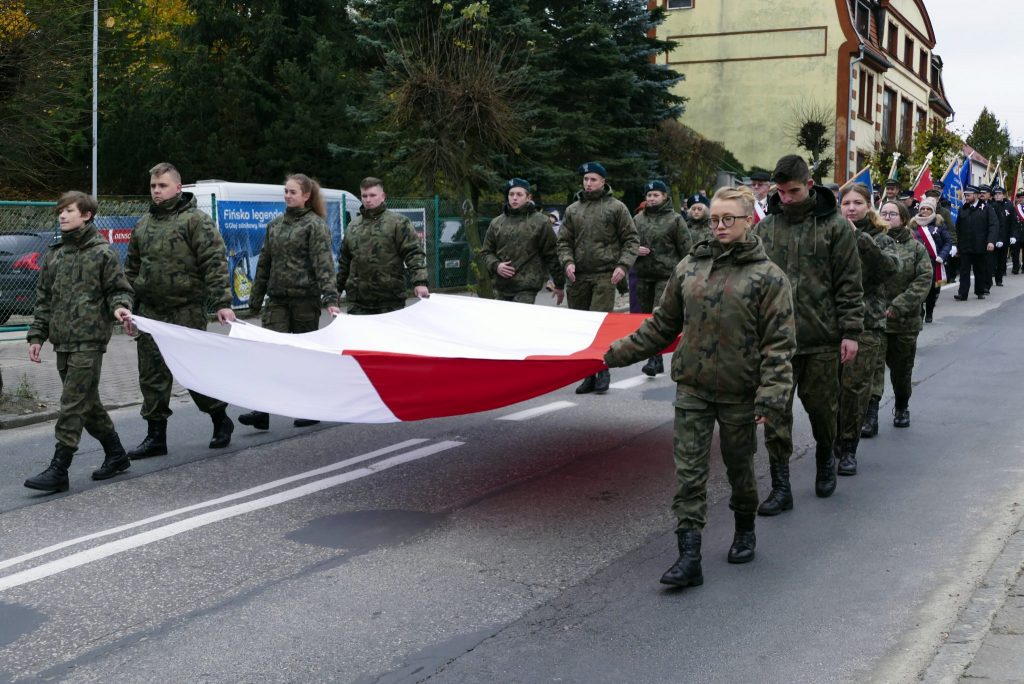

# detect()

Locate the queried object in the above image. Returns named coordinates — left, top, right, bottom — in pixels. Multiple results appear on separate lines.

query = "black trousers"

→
left=959, top=252, right=990, bottom=297
left=1011, top=243, right=1022, bottom=273
left=991, top=246, right=1008, bottom=283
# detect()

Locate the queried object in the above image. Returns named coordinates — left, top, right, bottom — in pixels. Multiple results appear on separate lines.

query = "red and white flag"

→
left=912, top=166, right=934, bottom=201
left=132, top=295, right=675, bottom=423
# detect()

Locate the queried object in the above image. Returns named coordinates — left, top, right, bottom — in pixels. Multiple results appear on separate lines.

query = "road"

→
left=2, top=284, right=1024, bottom=683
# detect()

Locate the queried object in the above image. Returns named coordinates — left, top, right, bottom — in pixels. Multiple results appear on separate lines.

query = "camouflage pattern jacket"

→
left=884, top=226, right=933, bottom=334
left=854, top=218, right=899, bottom=332
left=124, top=193, right=231, bottom=312
left=633, top=201, right=692, bottom=281
left=480, top=203, right=565, bottom=294
left=604, top=235, right=796, bottom=423
left=28, top=222, right=134, bottom=352
left=687, top=216, right=712, bottom=244
left=557, top=185, right=639, bottom=276
left=753, top=187, right=864, bottom=354
left=337, top=205, right=427, bottom=306
left=249, top=207, right=338, bottom=312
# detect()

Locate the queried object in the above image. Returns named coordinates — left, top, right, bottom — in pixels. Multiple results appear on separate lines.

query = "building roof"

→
left=963, top=144, right=991, bottom=168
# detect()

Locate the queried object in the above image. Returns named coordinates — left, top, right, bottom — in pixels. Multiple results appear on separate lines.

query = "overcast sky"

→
left=926, top=0, right=1022, bottom=145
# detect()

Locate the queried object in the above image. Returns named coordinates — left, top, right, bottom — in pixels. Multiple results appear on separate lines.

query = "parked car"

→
left=0, top=230, right=56, bottom=325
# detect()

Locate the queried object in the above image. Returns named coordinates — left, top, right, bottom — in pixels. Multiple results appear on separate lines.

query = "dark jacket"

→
left=633, top=201, right=692, bottom=281
left=992, top=199, right=1016, bottom=244
left=911, top=216, right=953, bottom=262
left=753, top=186, right=864, bottom=354
left=557, top=184, right=639, bottom=276
left=337, top=205, right=427, bottom=306
left=480, top=203, right=564, bottom=294
left=884, top=226, right=933, bottom=334
left=28, top=222, right=134, bottom=352
left=250, top=206, right=338, bottom=312
left=854, top=218, right=899, bottom=332
left=955, top=201, right=999, bottom=254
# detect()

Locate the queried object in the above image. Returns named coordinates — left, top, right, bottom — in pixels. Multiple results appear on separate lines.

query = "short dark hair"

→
left=880, top=199, right=911, bottom=226
left=772, top=155, right=810, bottom=184
left=56, top=191, right=98, bottom=219
left=360, top=177, right=384, bottom=191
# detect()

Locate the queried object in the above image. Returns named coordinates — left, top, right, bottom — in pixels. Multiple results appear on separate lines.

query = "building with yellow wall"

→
left=655, top=0, right=954, bottom=182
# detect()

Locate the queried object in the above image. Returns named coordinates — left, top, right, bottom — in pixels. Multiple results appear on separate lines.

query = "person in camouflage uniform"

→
left=25, top=192, right=134, bottom=493
left=605, top=186, right=795, bottom=589
left=238, top=173, right=342, bottom=432
left=480, top=178, right=565, bottom=306
left=337, top=177, right=429, bottom=314
left=752, top=155, right=863, bottom=513
left=835, top=184, right=898, bottom=476
left=686, top=200, right=713, bottom=243
left=872, top=201, right=933, bottom=429
left=633, top=179, right=692, bottom=377
left=557, top=161, right=639, bottom=394
left=124, top=162, right=236, bottom=459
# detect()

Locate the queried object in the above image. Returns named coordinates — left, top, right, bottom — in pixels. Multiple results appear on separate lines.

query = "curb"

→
left=0, top=400, right=143, bottom=430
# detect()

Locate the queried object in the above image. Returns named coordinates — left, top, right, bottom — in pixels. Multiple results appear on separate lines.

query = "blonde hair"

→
left=711, top=186, right=755, bottom=216
left=149, top=162, right=181, bottom=183
left=286, top=173, right=326, bottom=218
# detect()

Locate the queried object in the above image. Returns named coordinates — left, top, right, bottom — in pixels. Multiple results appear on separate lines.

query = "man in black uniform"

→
left=990, top=186, right=1014, bottom=284
left=953, top=185, right=998, bottom=301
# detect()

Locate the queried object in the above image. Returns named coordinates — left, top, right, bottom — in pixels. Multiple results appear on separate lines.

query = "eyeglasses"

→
left=709, top=215, right=748, bottom=227
left=879, top=211, right=899, bottom=218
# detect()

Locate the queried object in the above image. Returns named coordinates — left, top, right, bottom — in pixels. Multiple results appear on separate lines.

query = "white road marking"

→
left=498, top=401, right=576, bottom=421
left=610, top=375, right=655, bottom=390
left=0, top=438, right=431, bottom=574
left=0, top=440, right=463, bottom=592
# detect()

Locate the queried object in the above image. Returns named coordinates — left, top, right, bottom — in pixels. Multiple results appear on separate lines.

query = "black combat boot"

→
left=814, top=443, right=837, bottom=498
left=593, top=370, right=611, bottom=394
left=727, top=512, right=756, bottom=564
left=757, top=463, right=793, bottom=516
left=653, top=355, right=664, bottom=374
left=238, top=411, right=270, bottom=430
left=925, top=302, right=935, bottom=323
left=860, top=397, right=879, bottom=438
left=92, top=432, right=131, bottom=480
left=641, top=357, right=659, bottom=377
left=128, top=420, right=168, bottom=459
left=24, top=445, right=75, bottom=493
left=893, top=405, right=910, bottom=428
left=209, top=409, right=234, bottom=448
left=293, top=419, right=320, bottom=427
left=574, top=375, right=596, bottom=394
left=836, top=437, right=858, bottom=477
left=660, top=529, right=703, bottom=588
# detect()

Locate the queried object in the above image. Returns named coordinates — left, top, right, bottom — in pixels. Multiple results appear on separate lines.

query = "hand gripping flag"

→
left=131, top=295, right=677, bottom=423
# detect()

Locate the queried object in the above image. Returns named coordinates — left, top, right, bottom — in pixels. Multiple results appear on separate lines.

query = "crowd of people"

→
left=20, top=156, right=1024, bottom=592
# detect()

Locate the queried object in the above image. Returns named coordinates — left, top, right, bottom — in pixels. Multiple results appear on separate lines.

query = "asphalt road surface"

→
left=2, top=286, right=1024, bottom=683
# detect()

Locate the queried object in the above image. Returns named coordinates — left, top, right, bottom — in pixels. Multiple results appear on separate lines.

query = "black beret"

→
left=750, top=171, right=771, bottom=182
left=578, top=161, right=607, bottom=178
left=644, top=180, right=669, bottom=194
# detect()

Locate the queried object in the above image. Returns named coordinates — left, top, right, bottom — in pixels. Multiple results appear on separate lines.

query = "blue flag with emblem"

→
left=943, top=159, right=966, bottom=223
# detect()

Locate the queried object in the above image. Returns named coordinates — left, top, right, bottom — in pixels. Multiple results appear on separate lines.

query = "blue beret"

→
left=644, top=180, right=669, bottom=194
left=578, top=161, right=607, bottom=178
left=505, top=178, right=531, bottom=193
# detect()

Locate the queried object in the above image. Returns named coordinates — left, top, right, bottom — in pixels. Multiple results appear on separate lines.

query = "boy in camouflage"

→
left=632, top=179, right=692, bottom=376
left=557, top=161, right=639, bottom=394
left=239, top=173, right=342, bottom=431
left=25, top=192, right=135, bottom=493
left=605, top=186, right=795, bottom=588
left=480, top=178, right=564, bottom=305
left=337, top=177, right=428, bottom=314
left=125, top=162, right=236, bottom=459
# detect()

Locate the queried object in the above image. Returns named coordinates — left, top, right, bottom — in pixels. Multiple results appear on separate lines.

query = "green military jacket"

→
left=124, top=193, right=231, bottom=312
left=249, top=207, right=338, bottom=312
left=884, top=226, right=933, bottom=334
left=337, top=205, right=427, bottom=306
left=28, top=222, right=134, bottom=352
left=753, top=187, right=864, bottom=354
left=604, top=235, right=796, bottom=423
left=687, top=216, right=712, bottom=244
left=854, top=218, right=899, bottom=332
left=480, top=203, right=565, bottom=294
left=633, top=201, right=692, bottom=281
left=557, top=184, right=639, bottom=277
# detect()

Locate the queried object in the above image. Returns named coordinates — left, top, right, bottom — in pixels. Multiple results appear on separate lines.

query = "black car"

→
left=0, top=231, right=56, bottom=325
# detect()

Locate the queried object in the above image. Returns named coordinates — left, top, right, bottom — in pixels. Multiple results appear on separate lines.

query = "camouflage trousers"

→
left=262, top=296, right=321, bottom=334
left=347, top=300, right=405, bottom=316
left=496, top=291, right=539, bottom=305
left=672, top=395, right=759, bottom=531
left=566, top=273, right=616, bottom=312
left=765, top=350, right=840, bottom=467
left=838, top=330, right=884, bottom=441
left=136, top=304, right=226, bottom=421
left=872, top=332, right=919, bottom=406
left=636, top=278, right=670, bottom=314
left=54, top=350, right=116, bottom=450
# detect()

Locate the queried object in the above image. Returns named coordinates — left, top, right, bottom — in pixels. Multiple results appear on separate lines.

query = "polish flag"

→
left=912, top=167, right=934, bottom=201
left=132, top=295, right=675, bottom=423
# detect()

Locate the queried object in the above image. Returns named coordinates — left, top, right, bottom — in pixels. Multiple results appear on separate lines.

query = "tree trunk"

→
left=461, top=187, right=494, bottom=299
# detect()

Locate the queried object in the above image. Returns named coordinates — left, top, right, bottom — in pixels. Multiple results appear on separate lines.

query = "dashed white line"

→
left=498, top=401, right=577, bottom=421
left=610, top=374, right=656, bottom=390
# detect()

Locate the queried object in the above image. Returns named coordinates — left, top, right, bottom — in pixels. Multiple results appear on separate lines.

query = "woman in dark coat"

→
left=911, top=196, right=952, bottom=323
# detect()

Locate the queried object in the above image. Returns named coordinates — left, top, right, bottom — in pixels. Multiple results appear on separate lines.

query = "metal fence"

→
left=0, top=195, right=514, bottom=329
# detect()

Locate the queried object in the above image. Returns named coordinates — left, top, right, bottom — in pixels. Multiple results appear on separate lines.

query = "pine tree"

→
left=966, top=107, right=1012, bottom=167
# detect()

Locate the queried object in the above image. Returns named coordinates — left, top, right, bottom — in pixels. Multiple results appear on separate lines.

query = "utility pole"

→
left=91, top=0, right=98, bottom=198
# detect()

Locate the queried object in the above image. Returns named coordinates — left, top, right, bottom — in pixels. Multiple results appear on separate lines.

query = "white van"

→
left=181, top=180, right=362, bottom=308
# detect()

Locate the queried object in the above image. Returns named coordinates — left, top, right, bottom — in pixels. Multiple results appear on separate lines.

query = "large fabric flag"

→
left=847, top=166, right=873, bottom=194
left=1010, top=157, right=1023, bottom=200
left=912, top=166, right=934, bottom=200
left=131, top=295, right=676, bottom=423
